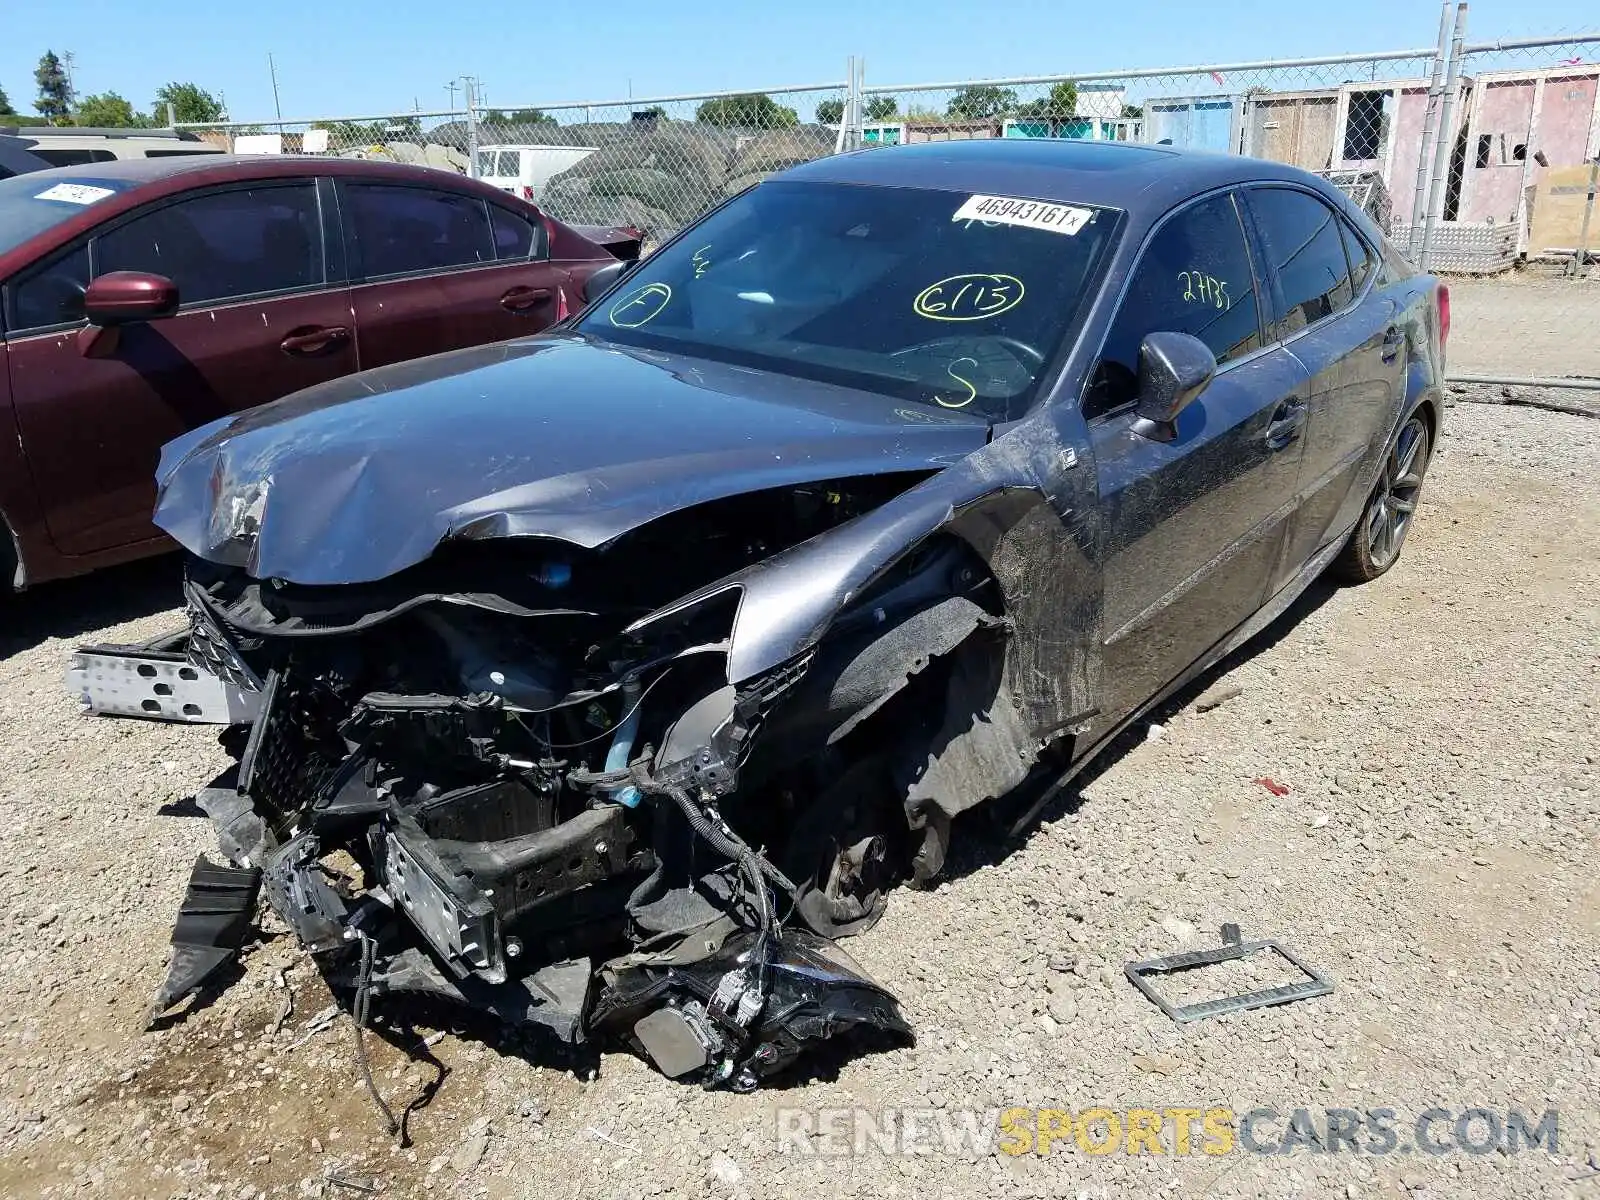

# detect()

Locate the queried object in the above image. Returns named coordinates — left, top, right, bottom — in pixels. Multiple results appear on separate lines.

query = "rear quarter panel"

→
left=1327, top=268, right=1445, bottom=540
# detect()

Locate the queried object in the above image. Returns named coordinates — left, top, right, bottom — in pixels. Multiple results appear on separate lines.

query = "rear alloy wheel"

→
left=1335, top=414, right=1432, bottom=583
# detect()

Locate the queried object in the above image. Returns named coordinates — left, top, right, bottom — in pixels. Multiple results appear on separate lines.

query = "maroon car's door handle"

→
left=280, top=325, right=350, bottom=356
left=500, top=286, right=553, bottom=314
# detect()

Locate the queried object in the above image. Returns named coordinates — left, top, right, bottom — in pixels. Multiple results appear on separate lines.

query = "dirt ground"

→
left=0, top=401, right=1596, bottom=1199
left=1444, top=267, right=1600, bottom=380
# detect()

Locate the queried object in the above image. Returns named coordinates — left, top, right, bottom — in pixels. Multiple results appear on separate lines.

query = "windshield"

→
left=577, top=180, right=1119, bottom=419
left=0, top=173, right=132, bottom=256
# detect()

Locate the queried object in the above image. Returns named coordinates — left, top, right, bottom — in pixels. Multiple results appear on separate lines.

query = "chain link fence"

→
left=1428, top=23, right=1600, bottom=388
left=179, top=82, right=851, bottom=246
left=178, top=12, right=1600, bottom=388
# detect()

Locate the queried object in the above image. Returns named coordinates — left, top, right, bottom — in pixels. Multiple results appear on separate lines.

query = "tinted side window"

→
left=1089, top=192, right=1262, bottom=417
left=9, top=245, right=91, bottom=331
left=489, top=205, right=541, bottom=260
left=1249, top=188, right=1354, bottom=335
left=344, top=184, right=494, bottom=278
left=1376, top=238, right=1415, bottom=286
left=33, top=148, right=117, bottom=167
left=96, top=184, right=322, bottom=305
left=1338, top=216, right=1377, bottom=294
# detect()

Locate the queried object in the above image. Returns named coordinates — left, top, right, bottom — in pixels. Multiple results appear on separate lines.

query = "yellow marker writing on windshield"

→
left=938, top=357, right=980, bottom=408
left=914, top=273, right=1025, bottom=322
left=608, top=282, right=673, bottom=328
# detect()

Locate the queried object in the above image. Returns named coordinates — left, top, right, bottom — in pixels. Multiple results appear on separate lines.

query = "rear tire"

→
left=1334, top=414, right=1432, bottom=584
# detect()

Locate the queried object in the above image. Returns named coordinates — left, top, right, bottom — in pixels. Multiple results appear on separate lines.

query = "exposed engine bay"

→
left=159, top=476, right=1010, bottom=1088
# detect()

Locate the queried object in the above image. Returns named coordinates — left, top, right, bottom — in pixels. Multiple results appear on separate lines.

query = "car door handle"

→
left=1381, top=326, right=1405, bottom=363
left=280, top=325, right=350, bottom=356
left=500, top=286, right=553, bottom=313
left=1265, top=401, right=1307, bottom=451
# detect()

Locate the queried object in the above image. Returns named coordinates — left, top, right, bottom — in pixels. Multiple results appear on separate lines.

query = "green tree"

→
left=314, top=119, right=387, bottom=145
left=634, top=104, right=666, bottom=120
left=34, top=51, right=73, bottom=123
left=152, top=82, right=225, bottom=124
left=483, top=108, right=556, bottom=125
left=1121, top=103, right=1144, bottom=119
left=1017, top=80, right=1078, bottom=121
left=945, top=85, right=1018, bottom=121
left=865, top=95, right=899, bottom=121
left=0, top=81, right=15, bottom=116
left=695, top=93, right=798, bottom=129
left=76, top=92, right=147, bottom=128
left=817, top=96, right=896, bottom=125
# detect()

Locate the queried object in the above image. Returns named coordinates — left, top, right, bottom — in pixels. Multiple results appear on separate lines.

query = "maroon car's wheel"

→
left=1335, top=414, right=1432, bottom=583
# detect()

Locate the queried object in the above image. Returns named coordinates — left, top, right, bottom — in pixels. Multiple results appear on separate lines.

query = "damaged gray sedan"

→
left=144, top=140, right=1447, bottom=1086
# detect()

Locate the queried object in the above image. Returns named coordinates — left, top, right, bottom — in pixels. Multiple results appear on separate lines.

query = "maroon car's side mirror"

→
left=84, top=271, right=180, bottom=327
left=78, top=271, right=180, bottom=358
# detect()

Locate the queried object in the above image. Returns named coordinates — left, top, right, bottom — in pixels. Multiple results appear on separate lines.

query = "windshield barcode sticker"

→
left=34, top=183, right=116, bottom=205
left=952, top=195, right=1093, bottom=236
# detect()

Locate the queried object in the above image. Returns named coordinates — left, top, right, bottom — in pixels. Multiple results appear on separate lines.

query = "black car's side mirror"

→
left=583, top=259, right=634, bottom=304
left=1133, top=331, right=1215, bottom=442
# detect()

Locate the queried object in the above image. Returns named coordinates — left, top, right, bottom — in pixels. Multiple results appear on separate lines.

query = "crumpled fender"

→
left=641, top=412, right=1103, bottom=742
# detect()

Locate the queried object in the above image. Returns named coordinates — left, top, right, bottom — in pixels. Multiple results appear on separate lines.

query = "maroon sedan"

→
left=0, top=155, right=633, bottom=589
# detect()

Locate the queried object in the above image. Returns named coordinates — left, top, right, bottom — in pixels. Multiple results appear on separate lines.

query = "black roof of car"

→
left=789, top=138, right=1332, bottom=211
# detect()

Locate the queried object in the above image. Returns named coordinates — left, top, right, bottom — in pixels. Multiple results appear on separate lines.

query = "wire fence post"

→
left=1409, top=1, right=1455, bottom=257
left=850, top=56, right=865, bottom=150
left=1573, top=158, right=1599, bottom=280
left=1419, top=2, right=1470, bottom=272
left=465, top=76, right=479, bottom=180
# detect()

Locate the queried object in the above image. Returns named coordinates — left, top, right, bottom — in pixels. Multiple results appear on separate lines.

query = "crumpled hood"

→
left=154, top=334, right=988, bottom=585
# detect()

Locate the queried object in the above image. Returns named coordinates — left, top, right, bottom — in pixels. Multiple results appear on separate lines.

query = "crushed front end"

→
left=163, top=500, right=934, bottom=1087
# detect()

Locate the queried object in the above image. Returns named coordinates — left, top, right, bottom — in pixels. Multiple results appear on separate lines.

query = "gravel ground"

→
left=1, top=402, right=1596, bottom=1200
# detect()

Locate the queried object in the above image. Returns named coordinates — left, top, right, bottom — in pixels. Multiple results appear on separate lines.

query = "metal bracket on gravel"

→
left=67, top=629, right=261, bottom=724
left=1124, top=922, right=1333, bottom=1023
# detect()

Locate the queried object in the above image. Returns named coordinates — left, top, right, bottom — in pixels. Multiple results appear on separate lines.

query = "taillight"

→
left=521, top=185, right=535, bottom=201
left=1437, top=284, right=1451, bottom=347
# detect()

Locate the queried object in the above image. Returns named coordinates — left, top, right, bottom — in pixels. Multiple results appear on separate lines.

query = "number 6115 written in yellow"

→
left=913, top=273, right=1025, bottom=321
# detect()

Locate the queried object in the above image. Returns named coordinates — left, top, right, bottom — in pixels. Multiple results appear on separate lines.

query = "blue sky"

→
left=2, top=0, right=1596, bottom=123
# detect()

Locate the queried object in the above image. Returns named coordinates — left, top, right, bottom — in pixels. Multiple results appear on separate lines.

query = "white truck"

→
left=473, top=143, right=595, bottom=202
